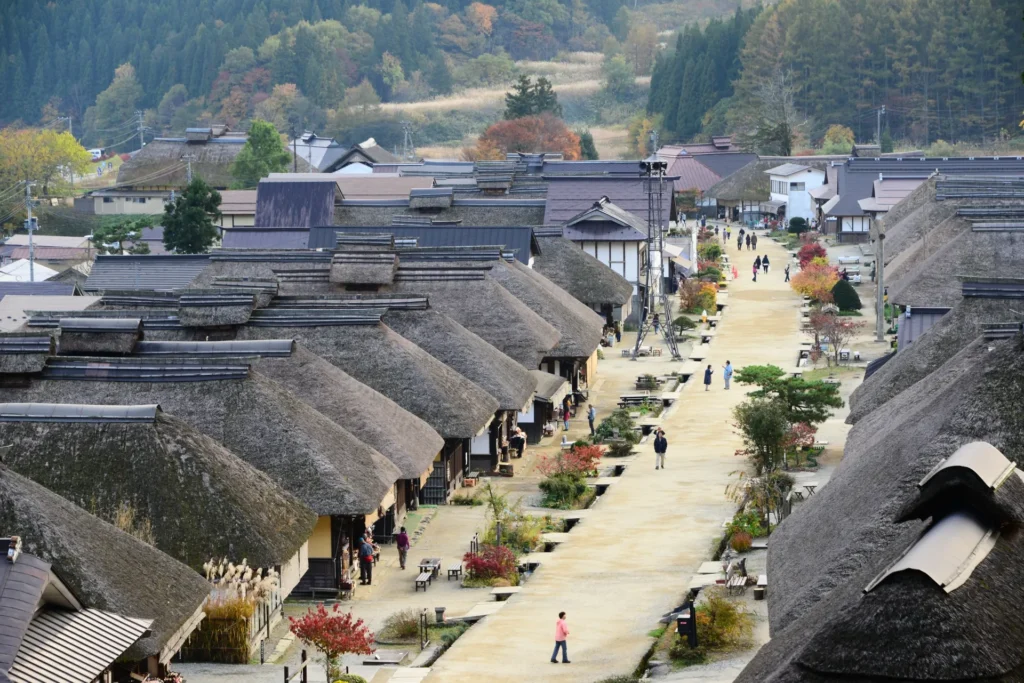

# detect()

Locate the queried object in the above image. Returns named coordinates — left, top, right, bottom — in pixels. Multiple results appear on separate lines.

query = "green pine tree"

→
left=232, top=119, right=292, bottom=189
left=504, top=75, right=535, bottom=119
left=428, top=54, right=454, bottom=96
left=578, top=129, right=599, bottom=160
left=163, top=178, right=221, bottom=254
left=532, top=77, right=562, bottom=117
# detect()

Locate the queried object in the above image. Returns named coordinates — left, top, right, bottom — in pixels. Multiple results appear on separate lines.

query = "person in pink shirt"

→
left=551, top=611, right=570, bottom=663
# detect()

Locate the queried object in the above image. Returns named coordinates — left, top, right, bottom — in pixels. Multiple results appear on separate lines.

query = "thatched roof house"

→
left=848, top=284, right=1024, bottom=423
left=0, top=403, right=317, bottom=570
left=235, top=316, right=499, bottom=440
left=0, top=357, right=402, bottom=518
left=531, top=233, right=633, bottom=308
left=0, top=465, right=209, bottom=665
left=705, top=157, right=835, bottom=203
left=763, top=335, right=1024, bottom=634
left=738, top=440, right=1024, bottom=683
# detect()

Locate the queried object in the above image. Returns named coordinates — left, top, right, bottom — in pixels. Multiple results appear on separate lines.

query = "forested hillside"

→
left=649, top=0, right=1024, bottom=147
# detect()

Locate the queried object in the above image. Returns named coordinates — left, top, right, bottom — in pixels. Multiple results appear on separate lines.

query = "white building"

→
left=764, top=163, right=826, bottom=225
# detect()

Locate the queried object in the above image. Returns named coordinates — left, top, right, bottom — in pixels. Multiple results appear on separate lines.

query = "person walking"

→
left=703, top=364, right=713, bottom=391
left=614, top=321, right=622, bottom=343
left=562, top=394, right=572, bottom=431
left=745, top=234, right=751, bottom=250
left=587, top=404, right=597, bottom=436
left=754, top=255, right=762, bottom=272
left=358, top=536, right=375, bottom=585
left=737, top=235, right=743, bottom=251
left=551, top=612, right=570, bottom=664
left=652, top=313, right=660, bottom=334
left=784, top=264, right=791, bottom=282
left=396, top=526, right=410, bottom=570
left=752, top=234, right=758, bottom=250
left=723, top=360, right=733, bottom=390
left=654, top=428, right=668, bottom=470
left=762, top=254, right=770, bottom=273
left=752, top=261, right=758, bottom=282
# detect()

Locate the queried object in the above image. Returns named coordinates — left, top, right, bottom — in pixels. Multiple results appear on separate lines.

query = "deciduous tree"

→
left=231, top=119, right=290, bottom=189
left=289, top=603, right=375, bottom=681
left=809, top=310, right=863, bottom=366
left=790, top=261, right=839, bottom=302
left=477, top=114, right=580, bottom=158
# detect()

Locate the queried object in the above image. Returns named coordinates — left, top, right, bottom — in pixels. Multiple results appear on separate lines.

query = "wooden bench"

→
left=447, top=563, right=463, bottom=581
left=491, top=587, right=522, bottom=601
left=727, top=574, right=747, bottom=595
left=757, top=574, right=768, bottom=588
left=415, top=572, right=432, bottom=592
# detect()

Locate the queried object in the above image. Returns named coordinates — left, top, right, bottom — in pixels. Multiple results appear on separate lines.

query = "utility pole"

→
left=401, top=121, right=414, bottom=161
left=58, top=116, right=74, bottom=187
left=136, top=110, right=145, bottom=152
left=875, top=231, right=886, bottom=342
left=182, top=154, right=196, bottom=184
left=24, top=182, right=36, bottom=283
left=876, top=105, right=886, bottom=147
left=291, top=128, right=297, bottom=172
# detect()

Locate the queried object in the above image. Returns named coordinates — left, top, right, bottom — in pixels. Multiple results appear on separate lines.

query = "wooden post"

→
left=283, top=665, right=289, bottom=683
left=300, top=650, right=308, bottom=683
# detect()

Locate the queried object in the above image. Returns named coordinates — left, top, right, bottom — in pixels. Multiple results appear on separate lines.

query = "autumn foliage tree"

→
left=475, top=114, right=581, bottom=159
left=289, top=603, right=375, bottom=681
left=797, top=242, right=827, bottom=268
left=791, top=262, right=839, bottom=302
left=809, top=310, right=863, bottom=366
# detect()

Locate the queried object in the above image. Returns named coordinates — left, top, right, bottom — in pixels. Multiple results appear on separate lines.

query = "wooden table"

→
left=803, top=481, right=820, bottom=496
left=419, top=557, right=442, bottom=578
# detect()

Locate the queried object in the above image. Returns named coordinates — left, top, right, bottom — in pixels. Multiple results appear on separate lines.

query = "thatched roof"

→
left=380, top=307, right=536, bottom=411
left=0, top=466, right=209, bottom=662
left=249, top=344, right=443, bottom=478
left=386, top=268, right=560, bottom=368
left=763, top=336, right=1024, bottom=636
left=888, top=229, right=1024, bottom=307
left=235, top=322, right=499, bottom=439
left=739, top=439, right=1024, bottom=682
left=483, top=258, right=604, bottom=359
left=705, top=157, right=835, bottom=202
left=531, top=234, right=633, bottom=307
left=848, top=294, right=1024, bottom=423
left=0, top=405, right=317, bottom=570
left=2, top=360, right=401, bottom=517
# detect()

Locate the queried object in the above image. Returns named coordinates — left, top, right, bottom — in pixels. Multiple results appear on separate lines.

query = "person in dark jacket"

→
left=754, top=255, right=762, bottom=271
left=703, top=364, right=713, bottom=391
left=396, top=527, right=410, bottom=570
left=745, top=234, right=751, bottom=250
left=762, top=254, right=770, bottom=273
left=359, top=537, right=375, bottom=585
left=654, top=429, right=668, bottom=470
left=785, top=264, right=791, bottom=282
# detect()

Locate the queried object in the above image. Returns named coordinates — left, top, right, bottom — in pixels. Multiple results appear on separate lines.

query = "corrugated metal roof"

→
left=8, top=607, right=151, bottom=683
left=255, top=180, right=336, bottom=228
left=765, top=163, right=811, bottom=177
left=0, top=283, right=76, bottom=297
left=222, top=227, right=311, bottom=249
left=3, top=236, right=89, bottom=249
left=0, top=553, right=52, bottom=678
left=312, top=226, right=537, bottom=263
left=0, top=260, right=60, bottom=283
left=83, top=255, right=209, bottom=292
left=543, top=177, right=672, bottom=225
left=5, top=247, right=91, bottom=261
left=541, top=160, right=642, bottom=176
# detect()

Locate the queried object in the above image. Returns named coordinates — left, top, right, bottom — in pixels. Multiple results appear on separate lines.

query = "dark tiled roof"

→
left=668, top=156, right=722, bottom=193
left=690, top=153, right=759, bottom=180
left=222, top=227, right=311, bottom=249
left=255, top=181, right=336, bottom=227
left=563, top=200, right=649, bottom=241
left=0, top=282, right=77, bottom=297
left=543, top=177, right=673, bottom=225
left=84, top=255, right=210, bottom=292
left=312, top=226, right=537, bottom=263
left=541, top=161, right=643, bottom=176
left=4, top=246, right=91, bottom=261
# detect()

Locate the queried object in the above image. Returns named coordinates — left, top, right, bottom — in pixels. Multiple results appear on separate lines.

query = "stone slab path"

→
left=425, top=231, right=803, bottom=682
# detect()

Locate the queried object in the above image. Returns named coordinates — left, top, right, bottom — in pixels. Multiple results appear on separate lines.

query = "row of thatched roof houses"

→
left=737, top=172, right=1024, bottom=681
left=0, top=206, right=637, bottom=679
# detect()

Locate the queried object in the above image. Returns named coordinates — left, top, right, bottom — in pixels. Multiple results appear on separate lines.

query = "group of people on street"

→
left=737, top=229, right=758, bottom=251
left=358, top=525, right=413, bottom=585
left=752, top=254, right=771, bottom=281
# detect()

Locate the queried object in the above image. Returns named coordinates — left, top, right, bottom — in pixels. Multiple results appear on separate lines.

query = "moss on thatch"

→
left=57, top=318, right=142, bottom=355
left=329, top=253, right=398, bottom=285
left=0, top=465, right=210, bottom=661
left=0, top=409, right=317, bottom=570
left=176, top=290, right=256, bottom=327
left=2, top=361, right=402, bottom=517
left=532, top=236, right=633, bottom=307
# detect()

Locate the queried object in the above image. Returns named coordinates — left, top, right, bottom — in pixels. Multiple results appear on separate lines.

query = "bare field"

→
left=588, top=124, right=631, bottom=160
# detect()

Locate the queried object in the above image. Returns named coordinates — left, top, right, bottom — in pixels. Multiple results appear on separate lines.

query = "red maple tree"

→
left=537, top=443, right=602, bottom=477
left=289, top=603, right=375, bottom=680
left=476, top=113, right=581, bottom=159
left=797, top=243, right=827, bottom=268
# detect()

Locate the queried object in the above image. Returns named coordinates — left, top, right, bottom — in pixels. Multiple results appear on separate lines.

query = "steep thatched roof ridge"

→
left=0, top=466, right=209, bottom=662
left=250, top=344, right=442, bottom=478
left=236, top=323, right=498, bottom=439
left=2, top=363, right=401, bottom=517
left=531, top=236, right=633, bottom=307
left=879, top=176, right=940, bottom=235
left=0, top=409, right=317, bottom=570
left=848, top=297, right=1024, bottom=423
left=480, top=259, right=603, bottom=358
left=763, top=336, right=1024, bottom=634
left=381, top=308, right=536, bottom=411
left=885, top=211, right=970, bottom=285
left=888, top=229, right=1024, bottom=306
left=386, top=274, right=560, bottom=368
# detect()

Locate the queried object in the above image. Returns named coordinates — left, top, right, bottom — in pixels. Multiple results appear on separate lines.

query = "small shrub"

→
left=594, top=409, right=639, bottom=444
left=464, top=544, right=518, bottom=582
left=334, top=676, right=368, bottom=683
left=730, top=531, right=753, bottom=552
left=674, top=316, right=697, bottom=331
left=450, top=493, right=483, bottom=506
left=439, top=622, right=470, bottom=650
left=669, top=639, right=708, bottom=665
left=727, top=511, right=765, bottom=538
left=797, top=243, right=827, bottom=268
left=606, top=441, right=634, bottom=457
left=695, top=588, right=754, bottom=650
left=788, top=217, right=808, bottom=234
left=698, top=242, right=722, bottom=261
left=694, top=283, right=717, bottom=313
left=538, top=444, right=602, bottom=477
left=378, top=609, right=420, bottom=641
left=539, top=472, right=588, bottom=508
left=831, top=278, right=862, bottom=310
left=697, top=266, right=722, bottom=282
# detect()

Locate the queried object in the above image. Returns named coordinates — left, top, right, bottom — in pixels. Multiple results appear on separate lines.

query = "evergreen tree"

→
left=232, top=119, right=292, bottom=188
left=163, top=177, right=221, bottom=254
left=427, top=54, right=454, bottom=96
left=532, top=77, right=562, bottom=117
left=504, top=75, right=535, bottom=119
left=578, top=129, right=599, bottom=159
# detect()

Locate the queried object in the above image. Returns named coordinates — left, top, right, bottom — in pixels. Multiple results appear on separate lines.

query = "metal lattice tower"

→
left=632, top=160, right=681, bottom=360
